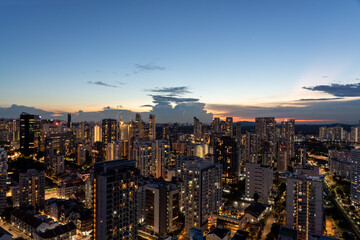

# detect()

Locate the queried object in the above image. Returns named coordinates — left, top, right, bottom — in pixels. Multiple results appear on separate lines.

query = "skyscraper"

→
left=20, top=112, right=41, bottom=155
left=184, top=159, right=222, bottom=236
left=286, top=173, right=324, bottom=240
left=194, top=117, right=202, bottom=140
left=101, top=119, right=118, bottom=160
left=225, top=117, right=233, bottom=136
left=149, top=114, right=156, bottom=141
left=214, top=136, right=239, bottom=184
left=255, top=117, right=276, bottom=164
left=281, top=119, right=295, bottom=159
left=93, top=160, right=139, bottom=239
left=67, top=113, right=72, bottom=128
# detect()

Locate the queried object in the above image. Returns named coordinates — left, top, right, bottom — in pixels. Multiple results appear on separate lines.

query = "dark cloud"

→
left=151, top=95, right=199, bottom=104
left=135, top=63, right=165, bottom=71
left=147, top=86, right=191, bottom=96
left=299, top=97, right=343, bottom=101
left=303, top=82, right=360, bottom=97
left=87, top=81, right=118, bottom=88
left=140, top=105, right=154, bottom=108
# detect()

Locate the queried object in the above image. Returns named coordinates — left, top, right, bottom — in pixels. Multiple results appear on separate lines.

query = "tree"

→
left=254, top=192, right=259, bottom=202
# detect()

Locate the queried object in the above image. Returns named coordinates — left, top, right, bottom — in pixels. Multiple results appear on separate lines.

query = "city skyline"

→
left=1, top=0, right=360, bottom=123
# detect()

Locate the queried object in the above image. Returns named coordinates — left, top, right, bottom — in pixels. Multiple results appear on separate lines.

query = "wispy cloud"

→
left=151, top=95, right=199, bottom=104
left=87, top=81, right=119, bottom=88
left=135, top=63, right=165, bottom=71
left=303, top=82, right=360, bottom=97
left=299, top=97, right=343, bottom=101
left=140, top=104, right=154, bottom=108
left=147, top=86, right=191, bottom=96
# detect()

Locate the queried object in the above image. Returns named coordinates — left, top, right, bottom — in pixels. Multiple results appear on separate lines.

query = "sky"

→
left=1, top=0, right=360, bottom=123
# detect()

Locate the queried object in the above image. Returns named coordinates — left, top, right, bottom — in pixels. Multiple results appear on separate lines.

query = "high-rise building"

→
left=133, top=140, right=153, bottom=177
left=19, top=169, right=45, bottom=207
left=67, top=113, right=72, bottom=128
left=351, top=148, right=360, bottom=204
left=149, top=114, right=156, bottom=141
left=281, top=119, right=295, bottom=159
left=235, top=123, right=242, bottom=139
left=153, top=140, right=171, bottom=179
left=328, top=149, right=351, bottom=180
left=162, top=124, right=170, bottom=140
left=245, top=162, right=273, bottom=204
left=20, top=112, right=41, bottom=155
left=225, top=117, right=233, bottom=136
left=93, top=160, right=139, bottom=239
left=194, top=117, right=202, bottom=140
left=255, top=117, right=276, bottom=164
left=351, top=126, right=359, bottom=143
left=51, top=154, right=65, bottom=175
left=101, top=119, right=118, bottom=160
left=184, top=159, right=222, bottom=236
left=242, top=133, right=258, bottom=163
left=144, top=181, right=180, bottom=235
left=214, top=136, right=239, bottom=184
left=277, top=142, right=289, bottom=172
left=286, top=173, right=324, bottom=240
left=92, top=124, right=102, bottom=144
left=77, top=142, right=87, bottom=166
left=212, top=118, right=220, bottom=133
left=0, top=149, right=8, bottom=213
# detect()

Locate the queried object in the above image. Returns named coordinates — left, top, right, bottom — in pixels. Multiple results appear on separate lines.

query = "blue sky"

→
left=1, top=0, right=360, bottom=123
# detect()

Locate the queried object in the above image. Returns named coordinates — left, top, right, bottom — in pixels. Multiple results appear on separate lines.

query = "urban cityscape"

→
left=1, top=0, right=360, bottom=240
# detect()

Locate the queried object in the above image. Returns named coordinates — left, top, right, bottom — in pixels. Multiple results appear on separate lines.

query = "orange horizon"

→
left=213, top=115, right=336, bottom=123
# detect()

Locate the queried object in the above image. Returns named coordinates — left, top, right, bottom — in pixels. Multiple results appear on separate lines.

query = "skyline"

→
left=1, top=0, right=360, bottom=123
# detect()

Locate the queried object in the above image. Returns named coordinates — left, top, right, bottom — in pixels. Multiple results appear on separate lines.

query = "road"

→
left=261, top=213, right=275, bottom=240
left=0, top=221, right=31, bottom=239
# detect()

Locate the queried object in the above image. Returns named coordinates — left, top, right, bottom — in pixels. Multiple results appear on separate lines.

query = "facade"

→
left=144, top=181, right=180, bottom=235
left=93, top=159, right=139, bottom=239
left=19, top=169, right=45, bottom=207
left=184, top=159, right=222, bottom=236
left=0, top=149, right=7, bottom=213
left=194, top=117, right=202, bottom=140
left=214, top=136, right=239, bottom=184
left=20, top=112, right=41, bottom=155
left=351, top=148, right=360, bottom=204
left=329, top=149, right=351, bottom=180
left=255, top=117, right=276, bottom=164
left=149, top=114, right=156, bottom=140
left=286, top=173, right=324, bottom=240
left=245, top=162, right=273, bottom=204
left=101, top=119, right=118, bottom=160
left=281, top=119, right=295, bottom=159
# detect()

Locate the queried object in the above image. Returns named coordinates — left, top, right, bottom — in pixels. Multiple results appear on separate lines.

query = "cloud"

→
left=151, top=102, right=213, bottom=123
left=299, top=97, right=343, bottom=101
left=140, top=104, right=154, bottom=108
left=147, top=86, right=191, bottom=96
left=303, top=82, right=360, bottom=97
left=151, top=95, right=199, bottom=104
left=135, top=63, right=165, bottom=71
left=87, top=81, right=118, bottom=88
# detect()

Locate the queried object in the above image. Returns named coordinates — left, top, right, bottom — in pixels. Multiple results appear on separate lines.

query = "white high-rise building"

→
left=184, top=159, right=222, bottom=236
left=245, top=162, right=273, bottom=204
